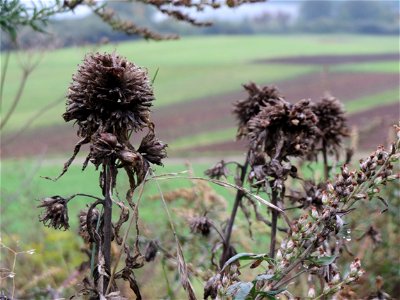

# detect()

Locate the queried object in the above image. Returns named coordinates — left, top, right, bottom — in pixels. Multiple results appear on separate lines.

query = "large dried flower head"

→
left=63, top=52, right=154, bottom=139
left=38, top=196, right=69, bottom=230
left=233, top=82, right=282, bottom=138
left=312, top=96, right=349, bottom=155
left=247, top=98, right=318, bottom=159
left=189, top=215, right=212, bottom=236
left=205, top=160, right=229, bottom=179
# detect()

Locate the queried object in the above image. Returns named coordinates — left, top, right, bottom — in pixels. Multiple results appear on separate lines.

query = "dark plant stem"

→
left=102, top=162, right=113, bottom=293
left=322, top=140, right=329, bottom=181
left=269, top=188, right=279, bottom=258
left=220, top=154, right=249, bottom=267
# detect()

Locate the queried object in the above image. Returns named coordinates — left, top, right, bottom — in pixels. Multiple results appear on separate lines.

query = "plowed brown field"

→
left=2, top=69, right=399, bottom=158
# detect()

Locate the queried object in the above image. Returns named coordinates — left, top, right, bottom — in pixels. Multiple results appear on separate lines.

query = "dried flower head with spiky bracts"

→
left=190, top=215, right=212, bottom=236
left=311, top=95, right=349, bottom=157
left=247, top=98, right=319, bottom=160
left=205, top=160, right=229, bottom=180
left=38, top=196, right=70, bottom=230
left=78, top=208, right=100, bottom=243
left=233, top=82, right=282, bottom=138
left=64, top=52, right=154, bottom=140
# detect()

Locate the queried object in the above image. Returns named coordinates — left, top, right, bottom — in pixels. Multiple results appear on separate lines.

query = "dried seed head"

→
left=189, top=216, right=212, bottom=236
left=247, top=98, right=318, bottom=159
left=233, top=82, right=282, bottom=138
left=205, top=160, right=229, bottom=179
left=64, top=52, right=154, bottom=140
left=137, top=130, right=168, bottom=166
left=38, top=196, right=69, bottom=230
left=90, top=132, right=123, bottom=166
left=78, top=208, right=100, bottom=243
left=117, top=149, right=139, bottom=165
left=312, top=96, right=349, bottom=156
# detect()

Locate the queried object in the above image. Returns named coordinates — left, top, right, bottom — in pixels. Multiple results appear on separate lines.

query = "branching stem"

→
left=220, top=153, right=249, bottom=266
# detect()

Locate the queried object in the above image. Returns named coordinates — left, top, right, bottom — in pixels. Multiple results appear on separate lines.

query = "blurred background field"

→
left=1, top=0, right=399, bottom=297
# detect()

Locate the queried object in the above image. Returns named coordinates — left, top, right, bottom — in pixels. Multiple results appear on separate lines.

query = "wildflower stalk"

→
left=220, top=154, right=249, bottom=266
left=322, top=140, right=329, bottom=181
left=269, top=188, right=279, bottom=258
left=102, top=162, right=114, bottom=293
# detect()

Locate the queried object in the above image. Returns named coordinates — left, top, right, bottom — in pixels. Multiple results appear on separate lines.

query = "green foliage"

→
left=0, top=0, right=61, bottom=41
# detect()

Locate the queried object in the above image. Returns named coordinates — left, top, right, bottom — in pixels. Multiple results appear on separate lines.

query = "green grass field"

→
left=1, top=35, right=398, bottom=132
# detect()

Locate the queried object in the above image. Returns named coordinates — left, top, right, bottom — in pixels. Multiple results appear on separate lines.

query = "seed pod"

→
left=38, top=196, right=70, bottom=231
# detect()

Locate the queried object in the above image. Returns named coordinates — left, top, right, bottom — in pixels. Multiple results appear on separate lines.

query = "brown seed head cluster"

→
left=78, top=208, right=100, bottom=243
left=190, top=216, right=212, bottom=236
left=38, top=196, right=69, bottom=230
left=64, top=52, right=154, bottom=140
left=233, top=82, right=282, bottom=139
left=312, top=96, right=349, bottom=156
left=247, top=98, right=318, bottom=159
left=205, top=160, right=229, bottom=179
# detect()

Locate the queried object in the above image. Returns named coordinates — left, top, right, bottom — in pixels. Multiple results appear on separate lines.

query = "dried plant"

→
left=38, top=51, right=167, bottom=298
left=310, top=95, right=350, bottom=180
left=202, top=82, right=400, bottom=299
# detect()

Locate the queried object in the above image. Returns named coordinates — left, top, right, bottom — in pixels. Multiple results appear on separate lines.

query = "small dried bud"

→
left=205, top=160, right=229, bottom=179
left=118, top=149, right=139, bottom=164
left=138, top=130, right=167, bottom=166
left=144, top=240, right=158, bottom=262
left=308, top=286, right=316, bottom=297
left=350, top=258, right=361, bottom=276
left=78, top=208, right=100, bottom=243
left=38, top=196, right=69, bottom=230
left=311, top=206, right=319, bottom=219
left=190, top=216, right=212, bottom=236
left=204, top=274, right=221, bottom=299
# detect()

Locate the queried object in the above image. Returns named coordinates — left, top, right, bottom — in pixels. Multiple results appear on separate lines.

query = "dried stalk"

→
left=269, top=189, right=279, bottom=258
left=220, top=154, right=249, bottom=266
left=102, top=161, right=114, bottom=293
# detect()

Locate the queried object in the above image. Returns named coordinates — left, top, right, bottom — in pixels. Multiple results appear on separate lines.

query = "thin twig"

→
left=3, top=95, right=64, bottom=144
left=269, top=188, right=279, bottom=258
left=0, top=50, right=11, bottom=105
left=322, top=140, right=329, bottom=181
left=271, top=242, right=315, bottom=289
left=274, top=269, right=307, bottom=290
left=0, top=70, right=29, bottom=130
left=152, top=171, right=197, bottom=300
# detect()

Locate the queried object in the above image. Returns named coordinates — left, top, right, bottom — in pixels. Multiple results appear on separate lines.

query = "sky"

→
left=23, top=0, right=301, bottom=21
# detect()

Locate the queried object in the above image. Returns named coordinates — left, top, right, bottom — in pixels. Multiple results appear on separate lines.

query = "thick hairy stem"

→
left=102, top=162, right=114, bottom=293
left=220, top=153, right=249, bottom=267
left=322, top=140, right=329, bottom=181
left=269, top=188, right=279, bottom=258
